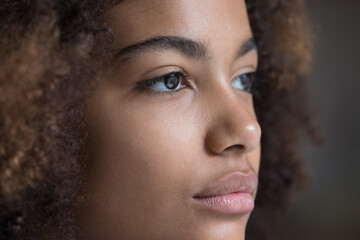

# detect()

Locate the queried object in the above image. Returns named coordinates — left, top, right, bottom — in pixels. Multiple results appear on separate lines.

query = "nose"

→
left=204, top=90, right=261, bottom=156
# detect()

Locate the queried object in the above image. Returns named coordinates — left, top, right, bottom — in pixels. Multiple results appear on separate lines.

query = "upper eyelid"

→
left=230, top=67, right=257, bottom=81
left=141, top=70, right=187, bottom=83
left=139, top=66, right=186, bottom=80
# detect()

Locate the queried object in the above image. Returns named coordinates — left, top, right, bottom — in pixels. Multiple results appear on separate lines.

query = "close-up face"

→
left=78, top=0, right=261, bottom=239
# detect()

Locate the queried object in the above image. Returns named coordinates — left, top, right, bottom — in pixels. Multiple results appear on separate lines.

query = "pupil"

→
left=241, top=75, right=251, bottom=88
left=165, top=74, right=180, bottom=89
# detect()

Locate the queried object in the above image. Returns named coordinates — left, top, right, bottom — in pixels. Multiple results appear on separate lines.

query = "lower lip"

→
left=193, top=192, right=254, bottom=214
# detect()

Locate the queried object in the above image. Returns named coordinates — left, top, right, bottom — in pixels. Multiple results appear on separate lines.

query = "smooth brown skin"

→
left=78, top=0, right=261, bottom=239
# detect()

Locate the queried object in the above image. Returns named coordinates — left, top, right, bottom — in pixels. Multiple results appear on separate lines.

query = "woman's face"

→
left=79, top=0, right=261, bottom=239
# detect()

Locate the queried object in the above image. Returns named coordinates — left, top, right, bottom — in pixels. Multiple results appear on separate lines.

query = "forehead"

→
left=108, top=0, right=252, bottom=49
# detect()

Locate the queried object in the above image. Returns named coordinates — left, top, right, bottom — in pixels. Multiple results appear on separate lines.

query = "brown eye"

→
left=164, top=73, right=180, bottom=90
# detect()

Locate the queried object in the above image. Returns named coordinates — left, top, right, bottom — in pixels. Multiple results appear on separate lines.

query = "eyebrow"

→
left=235, top=37, right=257, bottom=61
left=114, top=36, right=257, bottom=63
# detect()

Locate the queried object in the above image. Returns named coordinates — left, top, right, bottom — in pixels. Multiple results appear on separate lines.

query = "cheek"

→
left=82, top=96, right=202, bottom=238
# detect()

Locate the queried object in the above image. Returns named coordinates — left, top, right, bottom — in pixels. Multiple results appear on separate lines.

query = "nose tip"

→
left=242, top=121, right=262, bottom=152
left=204, top=100, right=261, bottom=156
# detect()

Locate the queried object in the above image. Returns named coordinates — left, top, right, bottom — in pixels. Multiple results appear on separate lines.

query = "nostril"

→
left=224, top=144, right=244, bottom=152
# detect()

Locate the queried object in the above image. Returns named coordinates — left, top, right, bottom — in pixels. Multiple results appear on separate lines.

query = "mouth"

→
left=192, top=171, right=257, bottom=215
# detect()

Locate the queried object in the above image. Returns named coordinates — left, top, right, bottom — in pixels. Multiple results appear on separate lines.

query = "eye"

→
left=138, top=71, right=189, bottom=94
left=230, top=72, right=256, bottom=93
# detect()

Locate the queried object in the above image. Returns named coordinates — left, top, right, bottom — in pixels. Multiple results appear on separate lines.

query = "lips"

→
left=194, top=171, right=258, bottom=198
left=192, top=171, right=258, bottom=214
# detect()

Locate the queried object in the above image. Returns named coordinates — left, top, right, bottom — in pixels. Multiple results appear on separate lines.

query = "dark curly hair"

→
left=0, top=0, right=316, bottom=239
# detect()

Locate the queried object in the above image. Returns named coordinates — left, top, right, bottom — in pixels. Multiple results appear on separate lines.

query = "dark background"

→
left=282, top=0, right=360, bottom=239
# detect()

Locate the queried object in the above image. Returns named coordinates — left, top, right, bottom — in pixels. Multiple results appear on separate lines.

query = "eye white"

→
left=151, top=81, right=173, bottom=91
left=152, top=82, right=179, bottom=91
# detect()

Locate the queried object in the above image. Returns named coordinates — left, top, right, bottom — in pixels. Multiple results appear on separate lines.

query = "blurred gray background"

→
left=282, top=0, right=360, bottom=239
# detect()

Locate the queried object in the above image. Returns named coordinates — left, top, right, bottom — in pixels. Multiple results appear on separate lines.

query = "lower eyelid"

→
left=140, top=85, right=187, bottom=97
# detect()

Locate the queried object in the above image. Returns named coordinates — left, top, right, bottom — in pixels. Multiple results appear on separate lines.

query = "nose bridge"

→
left=204, top=88, right=261, bottom=156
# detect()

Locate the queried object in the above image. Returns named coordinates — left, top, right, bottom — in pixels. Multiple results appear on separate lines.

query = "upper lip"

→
left=193, top=171, right=258, bottom=198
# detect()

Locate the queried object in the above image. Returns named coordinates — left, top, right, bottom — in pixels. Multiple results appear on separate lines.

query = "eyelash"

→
left=137, top=70, right=259, bottom=96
